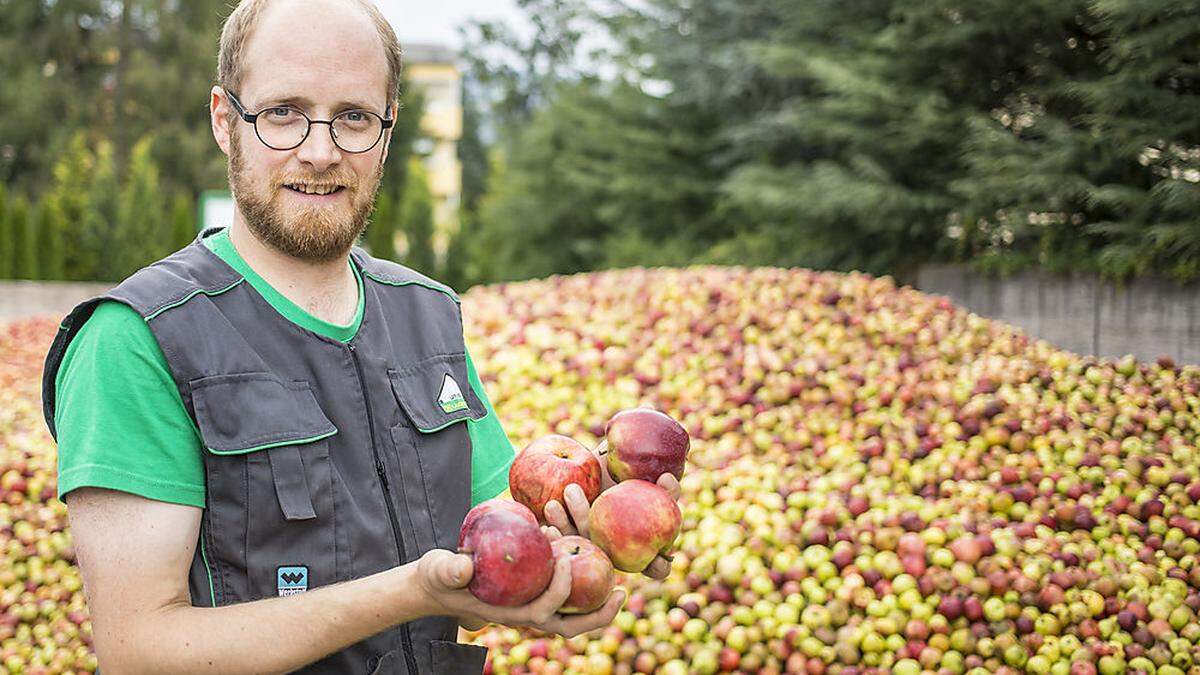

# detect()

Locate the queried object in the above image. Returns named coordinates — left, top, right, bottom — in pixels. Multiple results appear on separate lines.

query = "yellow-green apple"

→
left=604, top=408, right=690, bottom=483
left=459, top=510, right=554, bottom=606
left=509, top=434, right=602, bottom=523
left=458, top=498, right=538, bottom=549
left=589, top=480, right=681, bottom=573
left=551, top=536, right=615, bottom=614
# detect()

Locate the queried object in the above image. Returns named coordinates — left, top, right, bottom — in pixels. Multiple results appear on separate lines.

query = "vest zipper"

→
left=348, top=343, right=420, bottom=675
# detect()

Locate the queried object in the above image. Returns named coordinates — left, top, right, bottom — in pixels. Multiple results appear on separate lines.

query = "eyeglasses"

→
left=225, top=89, right=393, bottom=154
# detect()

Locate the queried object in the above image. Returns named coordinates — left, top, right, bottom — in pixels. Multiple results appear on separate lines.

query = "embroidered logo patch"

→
left=438, top=373, right=468, bottom=414
left=277, top=566, right=309, bottom=596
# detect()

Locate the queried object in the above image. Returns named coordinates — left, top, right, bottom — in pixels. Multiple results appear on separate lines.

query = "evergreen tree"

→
left=10, top=197, right=37, bottom=280
left=401, top=158, right=436, bottom=275
left=37, top=199, right=67, bottom=281
left=0, top=1, right=231, bottom=197
left=112, top=136, right=166, bottom=278
left=379, top=76, right=426, bottom=204
left=440, top=211, right=471, bottom=292
left=170, top=191, right=196, bottom=251
left=368, top=189, right=398, bottom=261
left=44, top=133, right=109, bottom=281
left=0, top=184, right=10, bottom=279
left=476, top=78, right=720, bottom=281
left=955, top=0, right=1200, bottom=280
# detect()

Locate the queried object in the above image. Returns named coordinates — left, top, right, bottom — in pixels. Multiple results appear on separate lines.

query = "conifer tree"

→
left=170, top=192, right=196, bottom=251
left=37, top=199, right=66, bottom=281
left=10, top=197, right=37, bottom=280
left=0, top=184, right=11, bottom=279
left=367, top=189, right=398, bottom=261
left=440, top=213, right=470, bottom=292
left=401, top=158, right=436, bottom=275
left=113, top=137, right=166, bottom=278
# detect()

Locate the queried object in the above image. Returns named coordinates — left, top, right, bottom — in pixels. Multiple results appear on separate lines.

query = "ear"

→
left=211, top=86, right=233, bottom=158
left=378, top=102, right=396, bottom=168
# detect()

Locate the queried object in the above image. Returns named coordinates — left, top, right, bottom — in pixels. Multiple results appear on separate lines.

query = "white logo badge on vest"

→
left=277, top=565, right=309, bottom=596
left=438, top=373, right=468, bottom=414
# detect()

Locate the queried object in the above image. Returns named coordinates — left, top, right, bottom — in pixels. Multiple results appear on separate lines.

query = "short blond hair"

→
left=217, top=0, right=403, bottom=110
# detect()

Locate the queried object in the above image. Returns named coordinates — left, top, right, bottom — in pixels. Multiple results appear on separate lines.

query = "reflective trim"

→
left=203, top=428, right=337, bottom=455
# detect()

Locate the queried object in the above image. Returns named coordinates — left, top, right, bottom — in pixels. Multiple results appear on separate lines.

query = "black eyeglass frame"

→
left=224, top=89, right=394, bottom=154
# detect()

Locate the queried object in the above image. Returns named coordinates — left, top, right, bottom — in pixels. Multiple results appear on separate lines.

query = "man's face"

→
left=221, top=0, right=392, bottom=263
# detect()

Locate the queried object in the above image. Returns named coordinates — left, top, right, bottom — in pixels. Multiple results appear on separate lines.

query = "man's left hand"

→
left=542, top=440, right=682, bottom=580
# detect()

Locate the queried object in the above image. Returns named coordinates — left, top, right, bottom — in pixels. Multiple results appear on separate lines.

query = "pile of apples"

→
left=459, top=267, right=1200, bottom=675
left=462, top=408, right=689, bottom=611
left=1, top=263, right=1199, bottom=674
left=0, top=318, right=94, bottom=674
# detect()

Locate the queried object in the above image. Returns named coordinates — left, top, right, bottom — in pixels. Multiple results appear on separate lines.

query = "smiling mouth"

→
left=283, top=183, right=346, bottom=196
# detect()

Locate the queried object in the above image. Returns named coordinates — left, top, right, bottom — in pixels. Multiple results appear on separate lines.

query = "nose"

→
left=295, top=121, right=342, bottom=173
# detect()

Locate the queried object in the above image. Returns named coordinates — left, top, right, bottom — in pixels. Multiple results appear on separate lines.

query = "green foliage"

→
left=476, top=79, right=721, bottom=280
left=37, top=200, right=66, bottom=281
left=0, top=184, right=10, bottom=279
left=463, top=0, right=1200, bottom=283
left=440, top=213, right=471, bottom=292
left=0, top=1, right=229, bottom=197
left=9, top=197, right=37, bottom=280
left=401, top=158, right=436, bottom=275
left=7, top=132, right=198, bottom=281
left=112, top=137, right=167, bottom=278
left=367, top=190, right=398, bottom=261
left=170, top=192, right=195, bottom=250
left=1, top=0, right=430, bottom=281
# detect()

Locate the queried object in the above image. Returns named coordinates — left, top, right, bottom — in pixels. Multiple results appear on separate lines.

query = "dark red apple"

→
left=459, top=510, right=554, bottom=606
left=458, top=498, right=538, bottom=549
left=604, top=408, right=690, bottom=483
left=589, top=479, right=681, bottom=573
left=550, top=535, right=615, bottom=613
left=509, top=434, right=603, bottom=523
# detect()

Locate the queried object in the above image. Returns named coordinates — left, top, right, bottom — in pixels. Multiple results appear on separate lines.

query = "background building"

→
left=404, top=43, right=463, bottom=258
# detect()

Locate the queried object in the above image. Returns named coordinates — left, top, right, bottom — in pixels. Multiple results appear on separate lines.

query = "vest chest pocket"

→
left=191, top=373, right=340, bottom=603
left=387, top=353, right=487, bottom=555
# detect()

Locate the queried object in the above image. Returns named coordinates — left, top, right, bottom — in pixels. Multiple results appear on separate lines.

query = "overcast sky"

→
left=373, top=0, right=526, bottom=49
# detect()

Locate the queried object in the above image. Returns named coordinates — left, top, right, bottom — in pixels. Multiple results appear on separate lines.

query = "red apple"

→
left=605, top=408, right=690, bottom=483
left=551, top=535, right=616, bottom=613
left=458, top=498, right=538, bottom=549
left=459, top=510, right=554, bottom=606
left=509, top=434, right=603, bottom=523
left=589, top=480, right=681, bottom=573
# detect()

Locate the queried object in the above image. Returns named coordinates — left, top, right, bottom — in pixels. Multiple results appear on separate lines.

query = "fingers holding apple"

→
left=592, top=439, right=616, bottom=491
left=550, top=536, right=615, bottom=614
left=642, top=554, right=673, bottom=581
left=543, top=482, right=594, bottom=538
left=656, top=471, right=681, bottom=501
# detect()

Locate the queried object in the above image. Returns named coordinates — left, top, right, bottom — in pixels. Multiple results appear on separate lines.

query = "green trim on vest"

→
left=203, top=428, right=338, bottom=455
left=145, top=279, right=245, bottom=321
left=362, top=270, right=461, bottom=304
left=200, top=523, right=216, bottom=607
left=414, top=414, right=483, bottom=434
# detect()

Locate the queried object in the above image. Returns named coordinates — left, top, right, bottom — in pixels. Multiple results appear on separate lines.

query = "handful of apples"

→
left=457, top=407, right=689, bottom=612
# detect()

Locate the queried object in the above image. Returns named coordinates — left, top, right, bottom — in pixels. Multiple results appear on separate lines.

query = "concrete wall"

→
left=917, top=265, right=1200, bottom=365
left=0, top=280, right=114, bottom=322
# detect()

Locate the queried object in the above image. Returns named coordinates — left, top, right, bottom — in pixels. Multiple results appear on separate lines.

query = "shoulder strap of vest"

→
left=41, top=228, right=242, bottom=439
left=350, top=245, right=461, bottom=304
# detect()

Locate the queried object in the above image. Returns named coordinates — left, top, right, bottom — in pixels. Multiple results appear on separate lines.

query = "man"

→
left=40, top=0, right=677, bottom=672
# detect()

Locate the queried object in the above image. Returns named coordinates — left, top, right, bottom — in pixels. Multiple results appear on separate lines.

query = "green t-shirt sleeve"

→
left=464, top=345, right=515, bottom=507
left=54, top=301, right=207, bottom=508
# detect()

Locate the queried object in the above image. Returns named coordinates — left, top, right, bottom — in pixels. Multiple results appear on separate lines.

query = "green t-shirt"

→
left=54, top=228, right=514, bottom=509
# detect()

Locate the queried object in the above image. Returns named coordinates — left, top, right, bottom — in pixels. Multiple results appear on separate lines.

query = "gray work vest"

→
left=42, top=226, right=490, bottom=674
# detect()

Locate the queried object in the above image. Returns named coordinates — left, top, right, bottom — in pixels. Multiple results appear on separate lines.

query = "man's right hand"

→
left=415, top=548, right=625, bottom=637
